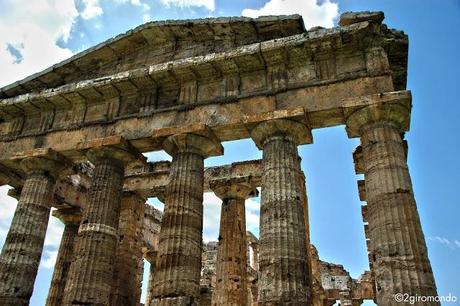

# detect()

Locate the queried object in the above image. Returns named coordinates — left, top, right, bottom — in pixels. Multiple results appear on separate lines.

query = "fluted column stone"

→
left=250, top=119, right=312, bottom=305
left=150, top=131, right=222, bottom=306
left=110, top=192, right=146, bottom=306
left=346, top=103, right=438, bottom=305
left=63, top=139, right=145, bottom=306
left=46, top=208, right=81, bottom=306
left=210, top=178, right=255, bottom=306
left=0, top=149, right=68, bottom=306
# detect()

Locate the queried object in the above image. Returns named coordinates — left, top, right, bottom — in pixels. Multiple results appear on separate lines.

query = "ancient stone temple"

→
left=0, top=11, right=438, bottom=306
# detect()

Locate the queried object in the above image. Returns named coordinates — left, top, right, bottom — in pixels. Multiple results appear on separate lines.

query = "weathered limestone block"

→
left=46, top=208, right=81, bottom=306
left=63, top=138, right=145, bottom=306
left=251, top=119, right=312, bottom=305
left=150, top=131, right=223, bottom=305
left=347, top=103, right=438, bottom=305
left=0, top=149, right=68, bottom=306
left=210, top=178, right=255, bottom=306
left=339, top=11, right=385, bottom=26
left=110, top=192, right=146, bottom=306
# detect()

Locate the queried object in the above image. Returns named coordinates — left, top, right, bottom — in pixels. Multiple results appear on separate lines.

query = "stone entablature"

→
left=0, top=14, right=407, bottom=162
left=0, top=11, right=438, bottom=306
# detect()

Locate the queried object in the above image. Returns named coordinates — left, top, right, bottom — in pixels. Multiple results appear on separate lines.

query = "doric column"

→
left=0, top=149, right=68, bottom=306
left=346, top=103, right=438, bottom=305
left=210, top=178, right=255, bottom=306
left=250, top=119, right=312, bottom=305
left=46, top=208, right=81, bottom=306
left=150, top=131, right=222, bottom=305
left=110, top=192, right=146, bottom=306
left=144, top=250, right=157, bottom=306
left=63, top=138, right=145, bottom=306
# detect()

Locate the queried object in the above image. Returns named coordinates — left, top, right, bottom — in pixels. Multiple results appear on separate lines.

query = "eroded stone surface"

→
left=62, top=142, right=144, bottom=306
left=0, top=12, right=436, bottom=306
left=110, top=192, right=146, bottom=306
left=210, top=179, right=254, bottom=306
left=150, top=133, right=219, bottom=305
left=252, top=120, right=311, bottom=305
left=0, top=150, right=68, bottom=306
left=46, top=209, right=80, bottom=306
left=347, top=106, right=438, bottom=305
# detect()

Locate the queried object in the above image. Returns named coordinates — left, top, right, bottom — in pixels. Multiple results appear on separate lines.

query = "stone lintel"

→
left=0, top=91, right=411, bottom=161
left=345, top=92, right=412, bottom=138
left=0, top=164, right=23, bottom=187
left=77, top=136, right=146, bottom=166
left=9, top=148, right=70, bottom=179
left=339, top=11, right=385, bottom=27
left=155, top=124, right=223, bottom=157
left=3, top=159, right=262, bottom=211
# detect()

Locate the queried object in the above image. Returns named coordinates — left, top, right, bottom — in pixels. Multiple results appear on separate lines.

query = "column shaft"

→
left=212, top=197, right=248, bottom=306
left=110, top=193, right=145, bottom=306
left=0, top=172, right=56, bottom=306
left=63, top=158, right=125, bottom=305
left=151, top=151, right=204, bottom=305
left=46, top=222, right=79, bottom=306
left=361, top=122, right=437, bottom=305
left=258, top=135, right=310, bottom=305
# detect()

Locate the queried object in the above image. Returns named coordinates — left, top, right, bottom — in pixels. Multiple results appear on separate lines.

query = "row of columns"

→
left=0, top=103, right=438, bottom=306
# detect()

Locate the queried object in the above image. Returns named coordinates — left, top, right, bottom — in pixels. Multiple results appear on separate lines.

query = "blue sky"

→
left=0, top=0, right=459, bottom=305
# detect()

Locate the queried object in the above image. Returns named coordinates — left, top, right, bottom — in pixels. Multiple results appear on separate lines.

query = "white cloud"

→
left=44, top=210, right=64, bottom=247
left=41, top=249, right=59, bottom=269
left=455, top=240, right=460, bottom=249
left=0, top=0, right=78, bottom=87
left=161, top=0, right=215, bottom=11
left=143, top=14, right=152, bottom=22
left=203, top=192, right=221, bottom=242
left=428, top=236, right=460, bottom=250
left=144, top=150, right=172, bottom=162
left=242, top=0, right=339, bottom=29
left=81, top=0, right=103, bottom=19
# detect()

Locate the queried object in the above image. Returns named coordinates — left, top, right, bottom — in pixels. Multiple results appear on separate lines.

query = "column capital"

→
left=11, top=148, right=71, bottom=179
left=250, top=119, right=312, bottom=149
left=210, top=177, right=258, bottom=200
left=144, top=249, right=157, bottom=264
left=345, top=102, right=411, bottom=138
left=52, top=207, right=82, bottom=225
left=162, top=131, right=223, bottom=158
left=77, top=136, right=146, bottom=167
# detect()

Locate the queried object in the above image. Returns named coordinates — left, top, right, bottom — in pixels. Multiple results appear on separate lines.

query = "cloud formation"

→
left=161, top=0, right=215, bottom=11
left=0, top=0, right=78, bottom=87
left=242, top=0, right=339, bottom=29
left=428, top=236, right=460, bottom=250
left=81, top=0, right=104, bottom=19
